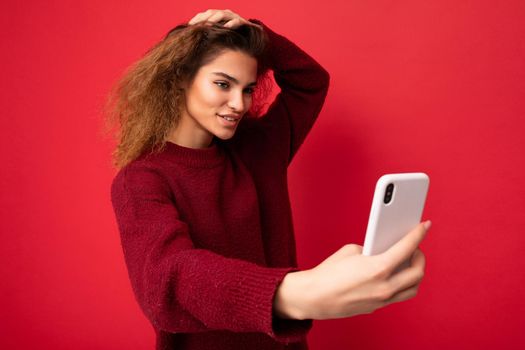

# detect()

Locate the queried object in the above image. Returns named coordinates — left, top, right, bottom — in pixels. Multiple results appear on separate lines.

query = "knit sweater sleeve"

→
left=110, top=164, right=312, bottom=343
left=242, top=19, right=330, bottom=165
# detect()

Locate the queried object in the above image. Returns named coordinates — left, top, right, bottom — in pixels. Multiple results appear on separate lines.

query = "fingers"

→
left=386, top=249, right=425, bottom=295
left=410, top=247, right=426, bottom=268
left=380, top=250, right=426, bottom=307
left=188, top=9, right=246, bottom=28
left=330, top=244, right=363, bottom=263
left=188, top=9, right=213, bottom=25
left=207, top=11, right=227, bottom=24
left=337, top=244, right=363, bottom=258
left=319, top=244, right=363, bottom=267
left=223, top=18, right=243, bottom=28
left=384, top=282, right=421, bottom=306
left=379, top=221, right=431, bottom=274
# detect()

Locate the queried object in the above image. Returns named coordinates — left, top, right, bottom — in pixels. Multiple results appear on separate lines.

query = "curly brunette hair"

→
left=103, top=21, right=270, bottom=169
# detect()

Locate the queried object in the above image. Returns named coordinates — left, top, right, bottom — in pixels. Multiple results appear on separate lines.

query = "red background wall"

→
left=2, top=0, right=524, bottom=349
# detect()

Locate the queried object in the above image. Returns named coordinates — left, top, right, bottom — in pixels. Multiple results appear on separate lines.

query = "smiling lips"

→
left=217, top=113, right=241, bottom=126
left=217, top=113, right=240, bottom=121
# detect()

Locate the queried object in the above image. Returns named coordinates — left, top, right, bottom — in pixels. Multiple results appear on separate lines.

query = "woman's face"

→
left=173, top=49, right=257, bottom=148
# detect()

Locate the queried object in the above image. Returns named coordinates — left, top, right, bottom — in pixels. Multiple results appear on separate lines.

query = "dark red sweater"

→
left=110, top=20, right=330, bottom=350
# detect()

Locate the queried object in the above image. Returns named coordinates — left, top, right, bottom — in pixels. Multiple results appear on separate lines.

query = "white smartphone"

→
left=363, top=173, right=430, bottom=271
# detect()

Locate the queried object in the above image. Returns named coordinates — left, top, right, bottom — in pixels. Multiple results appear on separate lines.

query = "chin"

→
left=214, top=130, right=237, bottom=140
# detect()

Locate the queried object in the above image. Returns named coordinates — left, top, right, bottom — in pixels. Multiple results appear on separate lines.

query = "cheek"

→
left=245, top=95, right=253, bottom=108
left=188, top=81, right=224, bottom=112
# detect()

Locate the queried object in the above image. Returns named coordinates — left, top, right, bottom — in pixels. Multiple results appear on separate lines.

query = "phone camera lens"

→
left=384, top=183, right=394, bottom=204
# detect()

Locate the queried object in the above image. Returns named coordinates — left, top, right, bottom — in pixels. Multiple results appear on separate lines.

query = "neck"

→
left=167, top=114, right=214, bottom=149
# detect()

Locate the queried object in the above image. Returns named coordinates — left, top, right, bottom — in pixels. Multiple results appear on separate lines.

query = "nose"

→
left=227, top=90, right=248, bottom=113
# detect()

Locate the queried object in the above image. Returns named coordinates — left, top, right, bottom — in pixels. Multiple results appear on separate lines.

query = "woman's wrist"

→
left=273, top=270, right=314, bottom=320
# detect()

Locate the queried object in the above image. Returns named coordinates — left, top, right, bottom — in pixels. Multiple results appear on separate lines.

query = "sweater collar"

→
left=158, top=139, right=225, bottom=168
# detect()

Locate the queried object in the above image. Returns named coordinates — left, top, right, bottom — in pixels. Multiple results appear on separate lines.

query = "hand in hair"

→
left=188, top=9, right=262, bottom=30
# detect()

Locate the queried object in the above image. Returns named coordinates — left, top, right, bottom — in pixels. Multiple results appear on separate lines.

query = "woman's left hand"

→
left=188, top=9, right=261, bottom=30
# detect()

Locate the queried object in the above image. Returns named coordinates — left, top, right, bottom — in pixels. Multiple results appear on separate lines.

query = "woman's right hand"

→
left=274, top=221, right=430, bottom=320
left=188, top=9, right=262, bottom=30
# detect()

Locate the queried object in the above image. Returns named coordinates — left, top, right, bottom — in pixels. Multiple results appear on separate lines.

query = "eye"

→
left=214, top=81, right=229, bottom=89
left=243, top=87, right=255, bottom=95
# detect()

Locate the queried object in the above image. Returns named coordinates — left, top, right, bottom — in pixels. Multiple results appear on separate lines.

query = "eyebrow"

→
left=212, top=72, right=257, bottom=87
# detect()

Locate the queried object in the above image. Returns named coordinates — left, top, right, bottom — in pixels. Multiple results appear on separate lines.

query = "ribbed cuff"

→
left=227, top=265, right=312, bottom=344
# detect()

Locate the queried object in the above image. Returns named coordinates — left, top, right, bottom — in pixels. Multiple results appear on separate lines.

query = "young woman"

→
left=107, top=9, right=429, bottom=350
